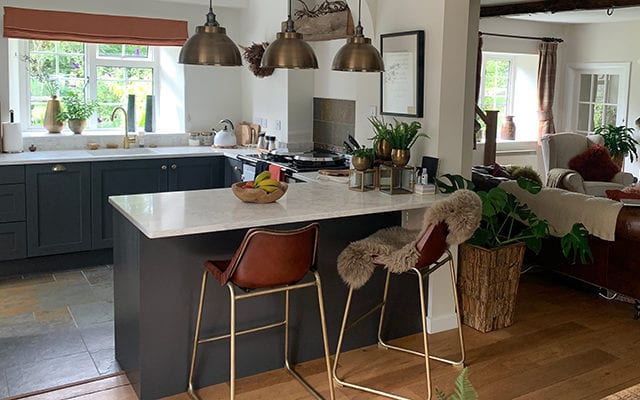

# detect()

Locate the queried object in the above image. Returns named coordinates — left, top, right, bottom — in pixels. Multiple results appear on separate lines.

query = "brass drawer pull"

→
left=171, top=164, right=177, bottom=170
left=161, top=165, right=167, bottom=170
left=51, top=164, right=66, bottom=172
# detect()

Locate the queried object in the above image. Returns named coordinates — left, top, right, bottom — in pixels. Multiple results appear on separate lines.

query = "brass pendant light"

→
left=332, top=0, right=384, bottom=72
left=261, top=0, right=318, bottom=69
left=179, top=0, right=242, bottom=66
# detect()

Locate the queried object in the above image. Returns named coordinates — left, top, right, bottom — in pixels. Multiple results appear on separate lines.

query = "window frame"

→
left=479, top=52, right=516, bottom=118
left=18, top=39, right=160, bottom=132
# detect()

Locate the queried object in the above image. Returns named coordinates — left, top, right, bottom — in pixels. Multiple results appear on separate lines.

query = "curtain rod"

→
left=479, top=31, right=564, bottom=43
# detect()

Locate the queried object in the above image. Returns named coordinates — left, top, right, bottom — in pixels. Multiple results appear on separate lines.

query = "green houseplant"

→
left=57, top=92, right=99, bottom=134
left=22, top=54, right=64, bottom=133
left=437, top=174, right=591, bottom=332
left=369, top=117, right=428, bottom=167
left=368, top=116, right=392, bottom=160
left=350, top=147, right=375, bottom=171
left=436, top=368, right=478, bottom=400
left=594, top=124, right=639, bottom=168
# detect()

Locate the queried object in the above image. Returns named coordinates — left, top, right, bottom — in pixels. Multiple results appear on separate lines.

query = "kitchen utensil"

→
left=214, top=119, right=237, bottom=147
left=343, top=141, right=354, bottom=153
left=249, top=123, right=261, bottom=143
left=319, top=169, right=350, bottom=176
left=348, top=135, right=361, bottom=149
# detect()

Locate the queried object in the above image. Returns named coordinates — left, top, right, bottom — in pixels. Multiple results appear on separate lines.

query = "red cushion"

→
left=568, top=145, right=620, bottom=182
left=605, top=190, right=640, bottom=201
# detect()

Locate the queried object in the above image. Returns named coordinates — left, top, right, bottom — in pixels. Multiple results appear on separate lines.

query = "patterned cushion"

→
left=568, top=145, right=620, bottom=182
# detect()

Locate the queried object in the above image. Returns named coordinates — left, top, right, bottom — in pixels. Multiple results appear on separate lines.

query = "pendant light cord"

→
left=205, top=0, right=219, bottom=27
left=285, top=0, right=295, bottom=32
left=355, top=0, right=364, bottom=37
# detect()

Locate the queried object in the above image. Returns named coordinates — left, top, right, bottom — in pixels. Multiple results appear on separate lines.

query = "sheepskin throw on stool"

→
left=337, top=190, right=482, bottom=289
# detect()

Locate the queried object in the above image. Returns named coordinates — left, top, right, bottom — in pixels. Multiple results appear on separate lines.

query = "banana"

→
left=254, top=171, right=271, bottom=185
left=260, top=185, right=280, bottom=193
left=256, top=178, right=279, bottom=188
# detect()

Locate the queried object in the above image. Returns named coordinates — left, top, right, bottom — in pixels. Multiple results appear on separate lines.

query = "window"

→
left=479, top=52, right=539, bottom=143
left=19, top=39, right=158, bottom=131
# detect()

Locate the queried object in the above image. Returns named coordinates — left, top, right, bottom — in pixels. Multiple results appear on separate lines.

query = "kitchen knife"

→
left=348, top=135, right=361, bottom=149
left=343, top=141, right=354, bottom=154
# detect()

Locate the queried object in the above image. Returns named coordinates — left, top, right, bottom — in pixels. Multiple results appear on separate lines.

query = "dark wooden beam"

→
left=481, top=0, right=640, bottom=18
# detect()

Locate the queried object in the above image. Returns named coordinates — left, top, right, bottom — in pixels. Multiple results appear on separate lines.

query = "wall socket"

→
left=274, top=120, right=282, bottom=130
left=370, top=105, right=378, bottom=116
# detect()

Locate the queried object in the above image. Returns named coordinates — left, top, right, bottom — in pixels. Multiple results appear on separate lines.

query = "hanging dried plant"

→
left=240, top=42, right=274, bottom=78
left=294, top=0, right=349, bottom=19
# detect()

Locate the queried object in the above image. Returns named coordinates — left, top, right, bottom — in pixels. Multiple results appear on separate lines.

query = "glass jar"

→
left=188, top=132, right=201, bottom=146
left=200, top=131, right=213, bottom=146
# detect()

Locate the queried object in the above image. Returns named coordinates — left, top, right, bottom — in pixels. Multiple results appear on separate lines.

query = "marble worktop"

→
left=0, top=146, right=256, bottom=165
left=109, top=181, right=444, bottom=239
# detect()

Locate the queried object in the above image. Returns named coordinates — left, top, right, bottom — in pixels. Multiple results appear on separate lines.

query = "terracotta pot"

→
left=500, top=115, right=516, bottom=141
left=351, top=155, right=372, bottom=171
left=43, top=96, right=64, bottom=134
left=390, top=149, right=410, bottom=167
left=68, top=119, right=87, bottom=134
left=375, top=139, right=392, bottom=160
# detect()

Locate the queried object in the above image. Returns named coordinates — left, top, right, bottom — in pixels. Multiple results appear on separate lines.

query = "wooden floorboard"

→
left=19, top=271, right=640, bottom=400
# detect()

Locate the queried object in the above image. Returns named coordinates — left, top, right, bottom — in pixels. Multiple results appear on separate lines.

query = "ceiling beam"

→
left=480, top=0, right=640, bottom=18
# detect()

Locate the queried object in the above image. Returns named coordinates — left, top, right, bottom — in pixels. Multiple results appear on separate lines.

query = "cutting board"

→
left=236, top=122, right=261, bottom=145
left=319, top=169, right=350, bottom=177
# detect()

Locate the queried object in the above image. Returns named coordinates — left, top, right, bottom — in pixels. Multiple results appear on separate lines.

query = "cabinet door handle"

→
left=171, top=164, right=177, bottom=170
left=234, top=166, right=240, bottom=171
left=161, top=165, right=167, bottom=170
left=51, top=164, right=66, bottom=172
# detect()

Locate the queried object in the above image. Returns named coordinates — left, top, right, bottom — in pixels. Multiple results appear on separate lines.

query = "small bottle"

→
left=267, top=136, right=276, bottom=151
left=420, top=168, right=429, bottom=185
left=257, top=133, right=266, bottom=150
left=137, top=129, right=145, bottom=147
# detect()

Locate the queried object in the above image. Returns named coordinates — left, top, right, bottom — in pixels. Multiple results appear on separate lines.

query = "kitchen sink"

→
left=86, top=148, right=157, bottom=156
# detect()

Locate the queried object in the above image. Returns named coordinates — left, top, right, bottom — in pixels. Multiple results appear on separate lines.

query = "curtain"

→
left=3, top=7, right=188, bottom=46
left=537, top=41, right=558, bottom=140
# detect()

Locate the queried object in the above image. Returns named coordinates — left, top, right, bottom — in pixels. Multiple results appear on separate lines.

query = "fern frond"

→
left=451, top=368, right=478, bottom=400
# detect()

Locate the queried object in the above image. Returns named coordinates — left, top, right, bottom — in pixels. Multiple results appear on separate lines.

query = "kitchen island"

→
left=110, top=181, right=444, bottom=399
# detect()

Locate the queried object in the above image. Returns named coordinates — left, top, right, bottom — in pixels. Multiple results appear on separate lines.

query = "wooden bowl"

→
left=231, top=181, right=288, bottom=203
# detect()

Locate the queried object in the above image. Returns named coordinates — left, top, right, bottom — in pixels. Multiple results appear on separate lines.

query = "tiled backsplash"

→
left=17, top=132, right=188, bottom=152
left=313, top=98, right=355, bottom=153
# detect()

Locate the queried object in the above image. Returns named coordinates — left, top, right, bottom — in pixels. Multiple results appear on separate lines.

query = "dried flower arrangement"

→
left=240, top=43, right=275, bottom=78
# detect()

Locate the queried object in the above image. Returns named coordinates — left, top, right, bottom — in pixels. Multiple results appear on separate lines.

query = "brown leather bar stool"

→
left=187, top=223, right=335, bottom=400
left=332, top=190, right=482, bottom=400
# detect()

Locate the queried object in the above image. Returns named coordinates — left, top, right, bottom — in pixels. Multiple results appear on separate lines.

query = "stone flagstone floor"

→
left=0, top=265, right=118, bottom=398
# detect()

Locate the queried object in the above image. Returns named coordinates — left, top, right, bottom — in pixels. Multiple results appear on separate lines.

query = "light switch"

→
left=370, top=105, right=377, bottom=116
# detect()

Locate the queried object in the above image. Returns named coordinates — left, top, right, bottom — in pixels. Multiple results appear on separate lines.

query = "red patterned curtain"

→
left=537, top=41, right=558, bottom=141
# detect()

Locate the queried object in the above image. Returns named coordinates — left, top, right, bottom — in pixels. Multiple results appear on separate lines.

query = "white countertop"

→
left=0, top=146, right=256, bottom=165
left=109, top=181, right=444, bottom=239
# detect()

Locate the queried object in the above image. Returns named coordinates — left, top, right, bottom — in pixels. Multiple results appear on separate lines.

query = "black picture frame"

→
left=380, top=30, right=425, bottom=118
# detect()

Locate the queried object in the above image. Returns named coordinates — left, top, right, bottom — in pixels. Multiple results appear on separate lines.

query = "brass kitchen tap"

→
left=111, top=107, right=136, bottom=149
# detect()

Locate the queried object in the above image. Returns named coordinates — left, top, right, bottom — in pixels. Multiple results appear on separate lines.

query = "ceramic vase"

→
left=43, top=96, right=64, bottom=134
left=500, top=115, right=516, bottom=141
left=68, top=119, right=87, bottom=134
left=391, top=149, right=410, bottom=167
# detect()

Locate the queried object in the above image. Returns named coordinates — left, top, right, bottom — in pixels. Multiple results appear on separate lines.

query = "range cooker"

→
left=237, top=151, right=349, bottom=183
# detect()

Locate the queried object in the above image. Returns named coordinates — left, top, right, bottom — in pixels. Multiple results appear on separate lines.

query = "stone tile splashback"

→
left=16, top=132, right=188, bottom=152
left=313, top=98, right=355, bottom=153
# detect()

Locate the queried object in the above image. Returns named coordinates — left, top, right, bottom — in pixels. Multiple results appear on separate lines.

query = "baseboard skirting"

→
left=427, top=312, right=459, bottom=334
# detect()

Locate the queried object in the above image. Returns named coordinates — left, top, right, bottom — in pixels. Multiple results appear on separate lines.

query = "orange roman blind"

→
left=3, top=6, right=188, bottom=46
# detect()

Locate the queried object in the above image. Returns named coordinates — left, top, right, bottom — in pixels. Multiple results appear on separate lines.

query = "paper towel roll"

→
left=2, top=122, right=23, bottom=153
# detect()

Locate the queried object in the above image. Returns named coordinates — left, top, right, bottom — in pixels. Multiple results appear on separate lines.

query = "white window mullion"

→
left=86, top=43, right=98, bottom=129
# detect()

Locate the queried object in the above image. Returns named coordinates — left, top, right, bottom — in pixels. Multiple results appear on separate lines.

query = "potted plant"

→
left=387, top=119, right=428, bottom=167
left=368, top=116, right=394, bottom=161
left=21, top=55, right=63, bottom=133
left=437, top=175, right=592, bottom=332
left=350, top=147, right=375, bottom=171
left=57, top=92, right=99, bottom=134
left=594, top=124, right=639, bottom=169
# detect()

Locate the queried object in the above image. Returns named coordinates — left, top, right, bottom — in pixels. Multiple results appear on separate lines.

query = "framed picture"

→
left=380, top=30, right=425, bottom=118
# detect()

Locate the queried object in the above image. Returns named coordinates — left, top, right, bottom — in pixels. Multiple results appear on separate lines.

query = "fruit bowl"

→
left=231, top=181, right=288, bottom=203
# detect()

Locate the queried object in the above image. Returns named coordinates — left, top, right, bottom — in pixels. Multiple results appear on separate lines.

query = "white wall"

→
left=0, top=0, right=243, bottom=132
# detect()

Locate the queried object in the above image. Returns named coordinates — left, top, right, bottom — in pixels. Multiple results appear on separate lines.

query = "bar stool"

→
left=332, top=190, right=482, bottom=400
left=187, top=223, right=335, bottom=400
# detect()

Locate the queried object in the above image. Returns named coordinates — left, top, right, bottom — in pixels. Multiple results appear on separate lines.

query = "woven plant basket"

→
left=458, top=242, right=526, bottom=333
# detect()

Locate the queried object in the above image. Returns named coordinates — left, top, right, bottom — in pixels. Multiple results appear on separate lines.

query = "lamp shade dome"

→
left=332, top=36, right=384, bottom=72
left=179, top=25, right=242, bottom=66
left=261, top=32, right=318, bottom=70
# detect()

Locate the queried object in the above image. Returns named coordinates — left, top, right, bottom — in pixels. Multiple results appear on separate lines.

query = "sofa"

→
left=500, top=181, right=640, bottom=306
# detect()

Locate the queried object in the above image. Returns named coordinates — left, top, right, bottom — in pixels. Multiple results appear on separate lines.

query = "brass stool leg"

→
left=228, top=283, right=237, bottom=400
left=332, top=287, right=353, bottom=388
left=284, top=287, right=291, bottom=370
left=377, top=270, right=392, bottom=347
left=314, top=271, right=336, bottom=400
left=187, top=270, right=209, bottom=400
left=449, top=256, right=465, bottom=366
left=413, top=267, right=433, bottom=400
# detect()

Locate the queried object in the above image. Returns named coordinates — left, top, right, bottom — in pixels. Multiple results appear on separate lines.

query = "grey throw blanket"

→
left=546, top=168, right=574, bottom=189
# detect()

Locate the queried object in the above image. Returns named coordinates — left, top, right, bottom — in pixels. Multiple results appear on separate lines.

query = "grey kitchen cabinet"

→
left=224, top=157, right=243, bottom=187
left=92, top=156, right=224, bottom=249
left=26, top=163, right=92, bottom=257
left=0, top=166, right=26, bottom=261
